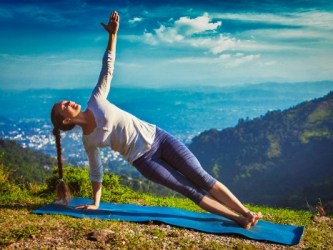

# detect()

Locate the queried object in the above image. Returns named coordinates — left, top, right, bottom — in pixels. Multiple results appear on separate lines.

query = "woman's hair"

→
left=51, top=104, right=76, bottom=132
left=50, top=103, right=75, bottom=205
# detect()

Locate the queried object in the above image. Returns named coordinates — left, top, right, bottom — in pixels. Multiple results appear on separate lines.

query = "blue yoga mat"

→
left=33, top=197, right=304, bottom=245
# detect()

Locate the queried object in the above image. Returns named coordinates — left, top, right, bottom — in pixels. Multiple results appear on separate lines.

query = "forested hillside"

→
left=189, top=92, right=333, bottom=210
left=0, top=139, right=55, bottom=184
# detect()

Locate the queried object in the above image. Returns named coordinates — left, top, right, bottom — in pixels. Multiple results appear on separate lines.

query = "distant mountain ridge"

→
left=189, top=91, right=333, bottom=209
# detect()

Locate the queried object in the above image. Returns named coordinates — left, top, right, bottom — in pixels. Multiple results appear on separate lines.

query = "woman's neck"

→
left=80, top=109, right=97, bottom=135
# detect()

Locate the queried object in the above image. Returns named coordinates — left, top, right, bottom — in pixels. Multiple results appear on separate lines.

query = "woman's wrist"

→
left=107, top=34, right=117, bottom=51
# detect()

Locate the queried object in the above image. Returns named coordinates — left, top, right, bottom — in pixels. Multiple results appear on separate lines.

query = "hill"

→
left=0, top=139, right=55, bottom=184
left=189, top=91, right=333, bottom=210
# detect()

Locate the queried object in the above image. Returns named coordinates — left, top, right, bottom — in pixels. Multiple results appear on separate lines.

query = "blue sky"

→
left=0, top=0, right=332, bottom=89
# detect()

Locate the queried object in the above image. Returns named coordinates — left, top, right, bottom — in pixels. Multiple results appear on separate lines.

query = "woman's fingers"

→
left=75, top=204, right=99, bottom=210
left=110, top=11, right=117, bottom=22
left=101, top=22, right=107, bottom=30
left=111, top=11, right=119, bottom=24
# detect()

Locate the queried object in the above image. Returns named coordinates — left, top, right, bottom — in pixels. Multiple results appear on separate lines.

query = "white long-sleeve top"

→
left=82, top=51, right=156, bottom=183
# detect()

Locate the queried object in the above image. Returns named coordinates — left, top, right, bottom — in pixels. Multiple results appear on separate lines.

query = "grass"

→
left=1, top=165, right=333, bottom=249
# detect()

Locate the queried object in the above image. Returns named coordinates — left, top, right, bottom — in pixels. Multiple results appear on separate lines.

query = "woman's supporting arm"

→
left=75, top=181, right=101, bottom=210
left=92, top=181, right=102, bottom=207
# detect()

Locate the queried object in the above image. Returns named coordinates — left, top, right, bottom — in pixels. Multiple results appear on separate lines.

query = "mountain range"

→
left=189, top=91, right=333, bottom=210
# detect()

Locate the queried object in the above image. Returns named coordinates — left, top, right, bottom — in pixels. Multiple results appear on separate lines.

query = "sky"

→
left=0, top=0, right=333, bottom=89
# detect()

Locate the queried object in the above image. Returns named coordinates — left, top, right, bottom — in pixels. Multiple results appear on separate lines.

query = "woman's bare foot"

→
left=236, top=215, right=254, bottom=229
left=234, top=211, right=262, bottom=229
left=246, top=211, right=262, bottom=226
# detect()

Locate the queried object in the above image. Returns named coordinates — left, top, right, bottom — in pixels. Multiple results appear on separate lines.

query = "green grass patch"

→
left=0, top=165, right=332, bottom=249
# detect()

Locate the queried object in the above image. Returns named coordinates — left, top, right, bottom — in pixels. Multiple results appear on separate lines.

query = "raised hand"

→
left=101, top=11, right=119, bottom=35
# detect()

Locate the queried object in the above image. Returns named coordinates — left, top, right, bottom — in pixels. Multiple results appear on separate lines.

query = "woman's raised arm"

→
left=91, top=11, right=119, bottom=99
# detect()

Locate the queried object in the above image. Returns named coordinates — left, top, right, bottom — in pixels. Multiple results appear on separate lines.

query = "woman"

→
left=51, top=11, right=261, bottom=229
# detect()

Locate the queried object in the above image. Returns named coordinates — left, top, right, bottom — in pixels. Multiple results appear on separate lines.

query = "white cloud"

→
left=214, top=11, right=333, bottom=31
left=213, top=11, right=333, bottom=52
left=184, top=35, right=237, bottom=54
left=142, top=13, right=235, bottom=55
left=216, top=53, right=261, bottom=68
left=129, top=17, right=143, bottom=24
left=247, top=28, right=333, bottom=41
left=174, top=12, right=221, bottom=36
left=166, top=52, right=261, bottom=68
left=302, top=11, right=333, bottom=30
left=230, top=54, right=261, bottom=67
left=263, top=60, right=276, bottom=66
left=138, top=10, right=333, bottom=59
left=236, top=39, right=303, bottom=52
left=219, top=54, right=231, bottom=60
left=154, top=25, right=184, bottom=43
left=209, top=35, right=237, bottom=54
left=143, top=30, right=158, bottom=45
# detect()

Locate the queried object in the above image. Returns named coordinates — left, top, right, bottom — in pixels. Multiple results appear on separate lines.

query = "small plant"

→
left=316, top=198, right=326, bottom=217
left=306, top=198, right=328, bottom=217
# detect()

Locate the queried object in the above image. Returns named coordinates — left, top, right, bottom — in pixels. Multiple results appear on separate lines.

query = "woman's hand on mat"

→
left=75, top=204, right=99, bottom=210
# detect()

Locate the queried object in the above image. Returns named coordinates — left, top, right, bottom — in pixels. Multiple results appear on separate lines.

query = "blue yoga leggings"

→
left=133, top=128, right=217, bottom=204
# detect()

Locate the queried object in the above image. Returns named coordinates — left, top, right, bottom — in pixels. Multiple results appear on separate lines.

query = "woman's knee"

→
left=208, top=181, right=223, bottom=194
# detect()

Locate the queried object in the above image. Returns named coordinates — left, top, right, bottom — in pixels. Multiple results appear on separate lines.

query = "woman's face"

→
left=55, top=100, right=81, bottom=119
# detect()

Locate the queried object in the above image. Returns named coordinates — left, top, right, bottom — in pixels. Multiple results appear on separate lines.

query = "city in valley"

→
left=0, top=118, right=126, bottom=171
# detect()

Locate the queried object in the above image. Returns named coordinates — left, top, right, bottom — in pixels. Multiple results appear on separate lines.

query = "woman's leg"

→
left=133, top=156, right=208, bottom=204
left=209, top=181, right=249, bottom=215
left=157, top=129, right=216, bottom=192
left=133, top=155, right=254, bottom=228
left=155, top=129, right=262, bottom=226
left=208, top=181, right=262, bottom=225
left=199, top=195, right=254, bottom=229
left=133, top=128, right=261, bottom=228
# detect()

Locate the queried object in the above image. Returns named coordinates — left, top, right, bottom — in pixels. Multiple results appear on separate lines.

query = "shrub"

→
left=45, top=166, right=132, bottom=201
